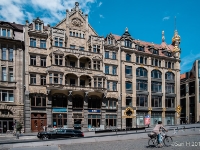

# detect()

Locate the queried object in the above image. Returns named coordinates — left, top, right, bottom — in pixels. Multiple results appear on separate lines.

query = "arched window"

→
left=126, top=54, right=131, bottom=61
left=151, top=70, right=162, bottom=79
left=165, top=72, right=175, bottom=80
left=136, top=67, right=147, bottom=77
left=52, top=94, right=67, bottom=107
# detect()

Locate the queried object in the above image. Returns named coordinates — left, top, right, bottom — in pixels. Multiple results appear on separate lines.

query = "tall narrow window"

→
left=40, top=75, right=46, bottom=85
left=7, top=30, right=10, bottom=37
left=105, top=65, right=109, bottom=74
left=30, top=38, right=36, bottom=47
left=126, top=54, right=131, bottom=61
left=59, top=39, right=63, bottom=47
left=35, top=23, right=41, bottom=31
left=55, top=38, right=58, bottom=46
left=126, top=82, right=132, bottom=91
left=93, top=45, right=97, bottom=53
left=55, top=55, right=63, bottom=66
left=30, top=74, right=36, bottom=84
left=40, top=57, right=46, bottom=67
left=125, top=66, right=132, bottom=76
left=30, top=56, right=36, bottom=66
left=9, top=68, right=13, bottom=82
left=2, top=29, right=6, bottom=36
left=112, top=66, right=117, bottom=75
left=107, top=81, right=110, bottom=90
left=40, top=40, right=46, bottom=48
left=9, top=48, right=13, bottom=61
left=113, top=82, right=117, bottom=91
left=105, top=51, right=109, bottom=59
left=2, top=67, right=7, bottom=81
left=112, top=52, right=116, bottom=60
left=2, top=47, right=6, bottom=60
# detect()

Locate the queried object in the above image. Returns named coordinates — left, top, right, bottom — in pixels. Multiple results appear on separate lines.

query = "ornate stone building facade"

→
left=0, top=21, right=24, bottom=133
left=23, top=2, right=181, bottom=132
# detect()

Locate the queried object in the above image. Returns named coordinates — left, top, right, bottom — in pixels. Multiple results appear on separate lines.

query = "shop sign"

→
left=52, top=108, right=68, bottom=112
left=144, top=115, right=150, bottom=125
left=88, top=109, right=100, bottom=113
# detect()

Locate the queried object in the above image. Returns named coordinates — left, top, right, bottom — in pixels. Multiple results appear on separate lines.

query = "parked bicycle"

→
left=148, top=129, right=173, bottom=147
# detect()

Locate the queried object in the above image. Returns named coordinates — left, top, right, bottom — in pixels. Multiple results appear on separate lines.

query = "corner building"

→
left=24, top=2, right=181, bottom=132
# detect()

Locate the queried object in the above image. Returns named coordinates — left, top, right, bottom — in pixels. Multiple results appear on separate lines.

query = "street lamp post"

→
left=190, top=113, right=192, bottom=124
left=59, top=114, right=62, bottom=128
left=136, top=114, right=138, bottom=128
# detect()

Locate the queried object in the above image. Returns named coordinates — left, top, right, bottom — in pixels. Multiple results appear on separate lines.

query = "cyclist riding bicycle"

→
left=152, top=121, right=168, bottom=147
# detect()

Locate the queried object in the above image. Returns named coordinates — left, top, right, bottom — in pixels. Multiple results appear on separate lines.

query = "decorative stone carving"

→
left=71, top=18, right=83, bottom=27
left=126, top=94, right=132, bottom=97
left=126, top=78, right=132, bottom=82
left=53, top=49, right=64, bottom=55
left=122, top=107, right=135, bottom=118
left=1, top=61, right=6, bottom=66
left=53, top=29, right=64, bottom=34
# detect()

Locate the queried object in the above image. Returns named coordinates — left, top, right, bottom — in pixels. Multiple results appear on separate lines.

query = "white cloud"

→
left=162, top=16, right=170, bottom=21
left=99, top=14, right=104, bottom=18
left=181, top=50, right=200, bottom=73
left=98, top=2, right=102, bottom=7
left=0, top=0, right=96, bottom=24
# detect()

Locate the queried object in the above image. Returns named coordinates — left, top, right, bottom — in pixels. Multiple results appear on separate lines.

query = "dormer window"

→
left=108, top=38, right=113, bottom=45
left=153, top=49, right=158, bottom=55
left=125, top=39, right=132, bottom=48
left=35, top=23, right=42, bottom=31
left=136, top=45, right=144, bottom=51
left=0, top=28, right=11, bottom=37
left=167, top=52, right=171, bottom=57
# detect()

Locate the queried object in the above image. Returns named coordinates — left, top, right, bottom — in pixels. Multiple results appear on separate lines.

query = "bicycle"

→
left=148, top=129, right=173, bottom=147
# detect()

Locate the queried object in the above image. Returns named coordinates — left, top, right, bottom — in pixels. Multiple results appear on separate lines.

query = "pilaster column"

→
left=82, top=92, right=88, bottom=131
left=101, top=97, right=106, bottom=128
left=78, top=77, right=80, bottom=86
left=24, top=91, right=31, bottom=133
left=77, top=58, right=80, bottom=68
left=47, top=93, right=52, bottom=127
left=52, top=54, right=55, bottom=65
left=67, top=91, right=73, bottom=128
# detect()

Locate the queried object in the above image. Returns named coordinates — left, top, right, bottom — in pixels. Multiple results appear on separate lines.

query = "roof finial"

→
left=162, top=30, right=165, bottom=42
left=125, top=27, right=128, bottom=32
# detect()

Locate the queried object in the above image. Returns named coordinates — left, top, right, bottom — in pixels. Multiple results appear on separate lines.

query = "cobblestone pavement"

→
left=59, top=135, right=200, bottom=150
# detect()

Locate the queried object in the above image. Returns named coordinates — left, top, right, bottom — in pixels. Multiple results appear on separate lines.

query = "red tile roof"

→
left=180, top=73, right=186, bottom=79
left=112, top=34, right=121, bottom=40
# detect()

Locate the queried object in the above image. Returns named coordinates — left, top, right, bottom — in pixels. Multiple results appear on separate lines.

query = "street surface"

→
left=1, top=134, right=199, bottom=150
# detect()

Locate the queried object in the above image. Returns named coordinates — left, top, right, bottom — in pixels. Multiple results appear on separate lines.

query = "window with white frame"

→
left=136, top=56, right=147, bottom=64
left=125, top=39, right=132, bottom=48
left=2, top=67, right=7, bottom=81
left=112, top=52, right=116, bottom=60
left=40, top=57, right=46, bottom=67
left=107, top=81, right=110, bottom=90
left=70, top=45, right=75, bottom=49
left=30, top=55, right=36, bottom=66
left=165, top=72, right=174, bottom=80
left=0, top=90, right=14, bottom=102
left=112, top=82, right=117, bottom=91
left=136, top=67, right=147, bottom=77
left=108, top=38, right=113, bottom=45
left=106, top=100, right=117, bottom=109
left=2, top=47, right=6, bottom=60
left=40, top=75, right=46, bottom=85
left=151, top=58, right=161, bottom=67
left=105, top=51, right=109, bottom=59
left=0, top=28, right=11, bottom=37
left=49, top=73, right=63, bottom=84
left=93, top=45, right=100, bottom=53
left=54, top=38, right=63, bottom=47
left=9, top=68, right=13, bottom=82
left=112, top=66, right=117, bottom=75
left=79, top=47, right=84, bottom=51
left=9, top=48, right=13, bottom=61
left=40, top=40, right=46, bottom=48
left=30, top=38, right=36, bottom=47
left=55, top=55, right=63, bottom=65
left=136, top=80, right=148, bottom=91
left=93, top=61, right=100, bottom=70
left=105, top=65, right=109, bottom=74
left=151, top=70, right=162, bottom=79
left=30, top=74, right=36, bottom=84
left=35, top=23, right=42, bottom=31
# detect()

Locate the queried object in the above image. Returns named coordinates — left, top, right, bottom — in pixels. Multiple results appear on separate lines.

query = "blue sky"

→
left=0, top=0, right=199, bottom=74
